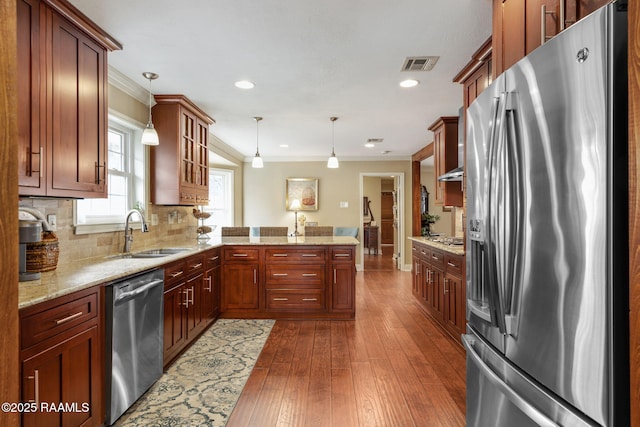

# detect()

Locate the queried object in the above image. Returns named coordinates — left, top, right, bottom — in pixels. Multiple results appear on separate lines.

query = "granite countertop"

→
left=408, top=236, right=465, bottom=256
left=19, top=236, right=360, bottom=309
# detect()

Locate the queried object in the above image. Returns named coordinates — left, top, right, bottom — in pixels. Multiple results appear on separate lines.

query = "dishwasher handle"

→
left=114, top=279, right=164, bottom=306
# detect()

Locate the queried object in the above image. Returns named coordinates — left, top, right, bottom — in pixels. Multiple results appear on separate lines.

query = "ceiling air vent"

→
left=401, top=56, right=440, bottom=72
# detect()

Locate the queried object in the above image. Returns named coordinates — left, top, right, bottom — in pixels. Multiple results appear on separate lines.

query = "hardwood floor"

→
left=227, top=268, right=466, bottom=427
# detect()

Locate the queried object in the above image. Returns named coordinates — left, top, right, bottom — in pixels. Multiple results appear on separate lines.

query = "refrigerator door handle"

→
left=462, top=335, right=560, bottom=427
left=485, top=93, right=508, bottom=333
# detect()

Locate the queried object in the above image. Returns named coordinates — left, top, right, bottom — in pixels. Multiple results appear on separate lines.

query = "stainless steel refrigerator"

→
left=464, top=2, right=628, bottom=426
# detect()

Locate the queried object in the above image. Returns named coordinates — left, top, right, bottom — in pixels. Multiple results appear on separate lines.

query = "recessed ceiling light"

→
left=234, top=80, right=255, bottom=89
left=399, top=79, right=419, bottom=88
left=365, top=142, right=375, bottom=148
left=280, top=144, right=289, bottom=148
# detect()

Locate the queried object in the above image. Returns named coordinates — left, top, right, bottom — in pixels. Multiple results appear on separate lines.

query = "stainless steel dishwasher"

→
left=105, top=269, right=164, bottom=425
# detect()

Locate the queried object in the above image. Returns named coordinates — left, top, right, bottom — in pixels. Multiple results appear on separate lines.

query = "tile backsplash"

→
left=18, top=199, right=198, bottom=265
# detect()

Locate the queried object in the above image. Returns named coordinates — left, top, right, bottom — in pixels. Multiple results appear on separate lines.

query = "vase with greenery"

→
left=421, top=212, right=440, bottom=236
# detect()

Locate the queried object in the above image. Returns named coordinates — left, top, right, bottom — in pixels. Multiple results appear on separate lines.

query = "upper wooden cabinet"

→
left=492, top=0, right=609, bottom=76
left=17, top=0, right=121, bottom=198
left=429, top=117, right=463, bottom=207
left=150, top=95, right=215, bottom=206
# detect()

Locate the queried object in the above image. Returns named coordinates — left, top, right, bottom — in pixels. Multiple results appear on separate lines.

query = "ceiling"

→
left=69, top=0, right=492, bottom=163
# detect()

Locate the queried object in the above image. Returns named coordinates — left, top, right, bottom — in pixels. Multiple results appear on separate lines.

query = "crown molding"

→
left=108, top=66, right=149, bottom=105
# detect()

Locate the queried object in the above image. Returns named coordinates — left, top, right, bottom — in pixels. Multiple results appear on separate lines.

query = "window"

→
left=202, top=168, right=234, bottom=235
left=74, top=116, right=145, bottom=234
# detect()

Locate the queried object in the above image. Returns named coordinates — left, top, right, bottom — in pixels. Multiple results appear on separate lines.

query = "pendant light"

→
left=327, top=116, right=339, bottom=168
left=141, top=72, right=160, bottom=146
left=252, top=116, right=264, bottom=168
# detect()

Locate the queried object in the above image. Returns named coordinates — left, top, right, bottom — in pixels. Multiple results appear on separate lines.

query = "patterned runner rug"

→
left=114, top=319, right=275, bottom=426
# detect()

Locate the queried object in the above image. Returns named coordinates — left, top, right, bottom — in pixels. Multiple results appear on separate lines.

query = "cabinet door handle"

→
left=273, top=253, right=288, bottom=257
left=29, top=147, right=43, bottom=177
left=333, top=269, right=337, bottom=283
left=191, top=263, right=203, bottom=269
left=95, top=161, right=106, bottom=184
left=204, top=277, right=212, bottom=291
left=55, top=311, right=83, bottom=325
left=559, top=0, right=565, bottom=31
left=273, top=273, right=289, bottom=277
left=302, top=298, right=318, bottom=302
left=189, top=286, right=195, bottom=304
left=541, top=4, right=555, bottom=44
left=233, top=253, right=248, bottom=257
left=181, top=289, right=189, bottom=307
left=254, top=269, right=257, bottom=284
left=444, top=278, right=449, bottom=294
left=170, top=270, right=184, bottom=278
left=273, top=298, right=289, bottom=301
left=302, top=273, right=317, bottom=277
left=27, top=370, right=39, bottom=405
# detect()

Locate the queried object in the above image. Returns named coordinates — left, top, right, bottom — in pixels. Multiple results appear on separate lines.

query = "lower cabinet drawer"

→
left=20, top=291, right=98, bottom=349
left=266, top=290, right=325, bottom=311
left=265, top=265, right=324, bottom=287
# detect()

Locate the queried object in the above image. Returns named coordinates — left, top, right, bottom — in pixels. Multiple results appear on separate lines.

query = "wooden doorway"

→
left=380, top=191, right=394, bottom=245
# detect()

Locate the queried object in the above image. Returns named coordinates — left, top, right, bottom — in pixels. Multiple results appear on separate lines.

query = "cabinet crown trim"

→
left=153, top=94, right=216, bottom=124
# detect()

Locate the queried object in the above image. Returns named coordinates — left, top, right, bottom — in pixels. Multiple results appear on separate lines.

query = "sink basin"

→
left=111, top=248, right=190, bottom=259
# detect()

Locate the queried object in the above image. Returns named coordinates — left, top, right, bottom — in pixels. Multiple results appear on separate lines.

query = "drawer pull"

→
left=302, top=254, right=318, bottom=257
left=273, top=298, right=289, bottom=301
left=302, top=273, right=317, bottom=277
left=302, top=298, right=317, bottom=302
left=273, top=273, right=289, bottom=277
left=447, top=261, right=457, bottom=267
left=334, top=254, right=350, bottom=258
left=210, top=256, right=220, bottom=261
left=55, top=311, right=84, bottom=325
left=233, top=253, right=249, bottom=257
left=432, top=254, right=440, bottom=260
left=170, top=270, right=184, bottom=278
left=273, top=254, right=288, bottom=257
left=191, top=263, right=203, bottom=269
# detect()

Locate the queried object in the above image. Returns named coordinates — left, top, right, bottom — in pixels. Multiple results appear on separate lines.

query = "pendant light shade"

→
left=141, top=72, right=159, bottom=146
left=327, top=116, right=339, bottom=168
left=252, top=116, right=264, bottom=168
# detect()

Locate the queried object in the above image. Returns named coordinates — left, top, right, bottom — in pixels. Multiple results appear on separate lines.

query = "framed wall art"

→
left=286, top=178, right=318, bottom=211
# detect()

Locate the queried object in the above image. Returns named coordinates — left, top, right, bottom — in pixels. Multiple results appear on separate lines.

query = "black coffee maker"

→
left=19, top=220, right=41, bottom=282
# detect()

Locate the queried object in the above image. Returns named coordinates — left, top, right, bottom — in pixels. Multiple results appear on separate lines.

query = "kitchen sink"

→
left=110, top=248, right=191, bottom=259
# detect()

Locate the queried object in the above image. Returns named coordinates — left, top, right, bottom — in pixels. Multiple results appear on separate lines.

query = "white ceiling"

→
left=69, top=0, right=492, bottom=163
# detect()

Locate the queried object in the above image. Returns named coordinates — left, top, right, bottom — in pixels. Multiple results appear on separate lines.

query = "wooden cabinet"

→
left=264, top=248, right=326, bottom=313
left=429, top=117, right=463, bottom=207
left=163, top=260, right=188, bottom=366
left=19, top=286, right=102, bottom=427
left=17, top=0, right=120, bottom=198
left=363, top=225, right=379, bottom=254
left=219, top=244, right=357, bottom=319
left=202, top=247, right=221, bottom=324
left=492, top=0, right=609, bottom=76
left=222, top=247, right=260, bottom=313
left=163, top=252, right=209, bottom=368
left=150, top=95, right=215, bottom=205
left=330, top=247, right=356, bottom=314
left=411, top=241, right=466, bottom=344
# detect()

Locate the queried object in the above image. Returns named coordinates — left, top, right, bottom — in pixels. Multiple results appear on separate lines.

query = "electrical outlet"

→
left=177, top=213, right=182, bottom=223
left=151, top=214, right=158, bottom=226
left=47, top=214, right=57, bottom=231
left=339, top=201, right=349, bottom=208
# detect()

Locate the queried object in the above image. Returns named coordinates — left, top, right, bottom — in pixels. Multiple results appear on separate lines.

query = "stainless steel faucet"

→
left=123, top=209, right=149, bottom=253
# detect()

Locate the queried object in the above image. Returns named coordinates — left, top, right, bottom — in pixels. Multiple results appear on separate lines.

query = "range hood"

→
left=438, top=166, right=463, bottom=181
left=437, top=106, right=464, bottom=182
